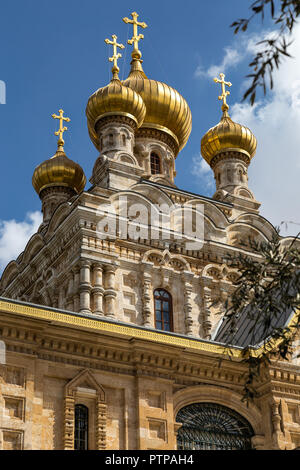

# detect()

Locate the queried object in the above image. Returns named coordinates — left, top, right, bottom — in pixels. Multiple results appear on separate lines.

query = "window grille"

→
left=151, top=153, right=161, bottom=174
left=74, top=404, right=89, bottom=450
left=176, top=403, right=253, bottom=450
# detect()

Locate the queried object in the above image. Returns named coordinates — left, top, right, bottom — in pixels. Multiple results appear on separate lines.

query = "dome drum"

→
left=136, top=125, right=179, bottom=156
left=210, top=149, right=251, bottom=169
left=86, top=78, right=146, bottom=151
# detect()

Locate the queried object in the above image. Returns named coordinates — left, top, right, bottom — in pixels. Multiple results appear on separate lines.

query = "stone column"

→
left=272, top=400, right=283, bottom=445
left=79, top=260, right=91, bottom=314
left=96, top=402, right=107, bottom=450
left=251, top=434, right=266, bottom=450
left=182, top=271, right=194, bottom=336
left=104, top=265, right=117, bottom=318
left=64, top=396, right=75, bottom=450
left=92, top=264, right=104, bottom=316
left=174, top=422, right=183, bottom=450
left=52, top=292, right=58, bottom=309
left=58, top=285, right=65, bottom=310
left=66, top=272, right=74, bottom=311
left=203, top=284, right=212, bottom=340
left=73, top=266, right=80, bottom=312
left=141, top=263, right=152, bottom=327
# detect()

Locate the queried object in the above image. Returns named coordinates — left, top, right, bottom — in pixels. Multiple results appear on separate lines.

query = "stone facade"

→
left=0, top=15, right=299, bottom=449
left=0, top=299, right=300, bottom=450
left=0, top=117, right=299, bottom=450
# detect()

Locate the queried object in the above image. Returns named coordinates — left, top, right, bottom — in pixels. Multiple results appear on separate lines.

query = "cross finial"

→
left=52, top=109, right=70, bottom=151
left=213, top=73, right=232, bottom=113
left=123, top=11, right=147, bottom=60
left=105, top=34, right=125, bottom=79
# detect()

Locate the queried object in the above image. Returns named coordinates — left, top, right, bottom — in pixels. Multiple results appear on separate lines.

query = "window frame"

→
left=74, top=404, right=89, bottom=451
left=150, top=152, right=161, bottom=175
left=153, top=288, right=173, bottom=332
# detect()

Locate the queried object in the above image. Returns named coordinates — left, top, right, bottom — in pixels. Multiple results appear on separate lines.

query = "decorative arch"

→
left=233, top=212, right=278, bottom=241
left=185, top=199, right=229, bottom=229
left=202, top=263, right=239, bottom=283
left=142, top=249, right=190, bottom=272
left=232, top=185, right=254, bottom=199
left=176, top=403, right=254, bottom=450
left=119, top=126, right=131, bottom=142
left=227, top=222, right=269, bottom=248
left=22, top=233, right=44, bottom=266
left=0, top=261, right=19, bottom=290
left=45, top=202, right=71, bottom=239
left=173, top=385, right=263, bottom=439
left=176, top=402, right=254, bottom=450
left=115, top=152, right=138, bottom=166
left=130, top=183, right=174, bottom=210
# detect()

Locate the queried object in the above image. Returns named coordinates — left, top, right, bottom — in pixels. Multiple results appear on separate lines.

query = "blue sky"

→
left=0, top=0, right=299, bottom=271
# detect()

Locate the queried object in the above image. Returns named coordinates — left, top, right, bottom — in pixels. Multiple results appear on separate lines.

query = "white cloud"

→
left=195, top=46, right=242, bottom=79
left=194, top=25, right=300, bottom=237
left=192, top=154, right=215, bottom=189
left=0, top=211, right=42, bottom=274
left=231, top=25, right=300, bottom=236
left=195, top=30, right=275, bottom=80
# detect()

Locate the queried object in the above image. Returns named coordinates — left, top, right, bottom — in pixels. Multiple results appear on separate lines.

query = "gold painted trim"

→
left=38, top=182, right=77, bottom=194
left=141, top=123, right=180, bottom=147
left=250, top=309, right=300, bottom=358
left=0, top=299, right=240, bottom=357
left=0, top=299, right=298, bottom=361
left=95, top=111, right=138, bottom=128
left=214, top=147, right=251, bottom=159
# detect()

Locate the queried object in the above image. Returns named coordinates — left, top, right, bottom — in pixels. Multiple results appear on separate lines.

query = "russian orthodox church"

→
left=0, top=12, right=299, bottom=451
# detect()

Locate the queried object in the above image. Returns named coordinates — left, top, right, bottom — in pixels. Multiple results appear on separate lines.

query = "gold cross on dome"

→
left=123, top=11, right=147, bottom=55
left=52, top=109, right=70, bottom=150
left=105, top=34, right=125, bottom=76
left=213, top=73, right=232, bottom=112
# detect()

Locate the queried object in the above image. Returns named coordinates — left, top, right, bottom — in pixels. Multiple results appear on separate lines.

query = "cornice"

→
left=0, top=298, right=243, bottom=358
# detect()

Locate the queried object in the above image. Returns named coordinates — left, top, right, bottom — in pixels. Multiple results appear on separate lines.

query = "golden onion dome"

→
left=86, top=76, right=146, bottom=150
left=122, top=59, right=192, bottom=153
left=32, top=149, right=86, bottom=196
left=201, top=109, right=257, bottom=166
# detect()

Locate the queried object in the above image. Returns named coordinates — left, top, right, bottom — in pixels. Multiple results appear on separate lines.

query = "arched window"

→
left=109, top=134, right=114, bottom=146
left=122, top=134, right=126, bottom=146
left=154, top=289, right=173, bottom=332
left=150, top=152, right=161, bottom=175
left=176, top=403, right=254, bottom=450
left=74, top=404, right=89, bottom=450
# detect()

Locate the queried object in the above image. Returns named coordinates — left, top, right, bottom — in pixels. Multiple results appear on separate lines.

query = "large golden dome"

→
left=123, top=59, right=192, bottom=153
left=32, top=149, right=86, bottom=195
left=86, top=76, right=146, bottom=150
left=201, top=110, right=257, bottom=165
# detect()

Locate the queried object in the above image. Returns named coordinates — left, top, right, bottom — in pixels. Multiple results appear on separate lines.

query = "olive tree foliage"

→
left=219, top=228, right=300, bottom=403
left=232, top=0, right=300, bottom=104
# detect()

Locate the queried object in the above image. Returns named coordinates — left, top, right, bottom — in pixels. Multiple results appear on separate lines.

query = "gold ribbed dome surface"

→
left=201, top=112, right=257, bottom=165
left=86, top=77, right=146, bottom=149
left=123, top=61, right=192, bottom=152
left=32, top=151, right=86, bottom=195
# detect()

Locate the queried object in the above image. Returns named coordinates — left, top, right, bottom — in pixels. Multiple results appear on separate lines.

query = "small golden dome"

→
left=32, top=150, right=86, bottom=196
left=123, top=60, right=192, bottom=153
left=201, top=110, right=257, bottom=165
left=86, top=77, right=146, bottom=149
